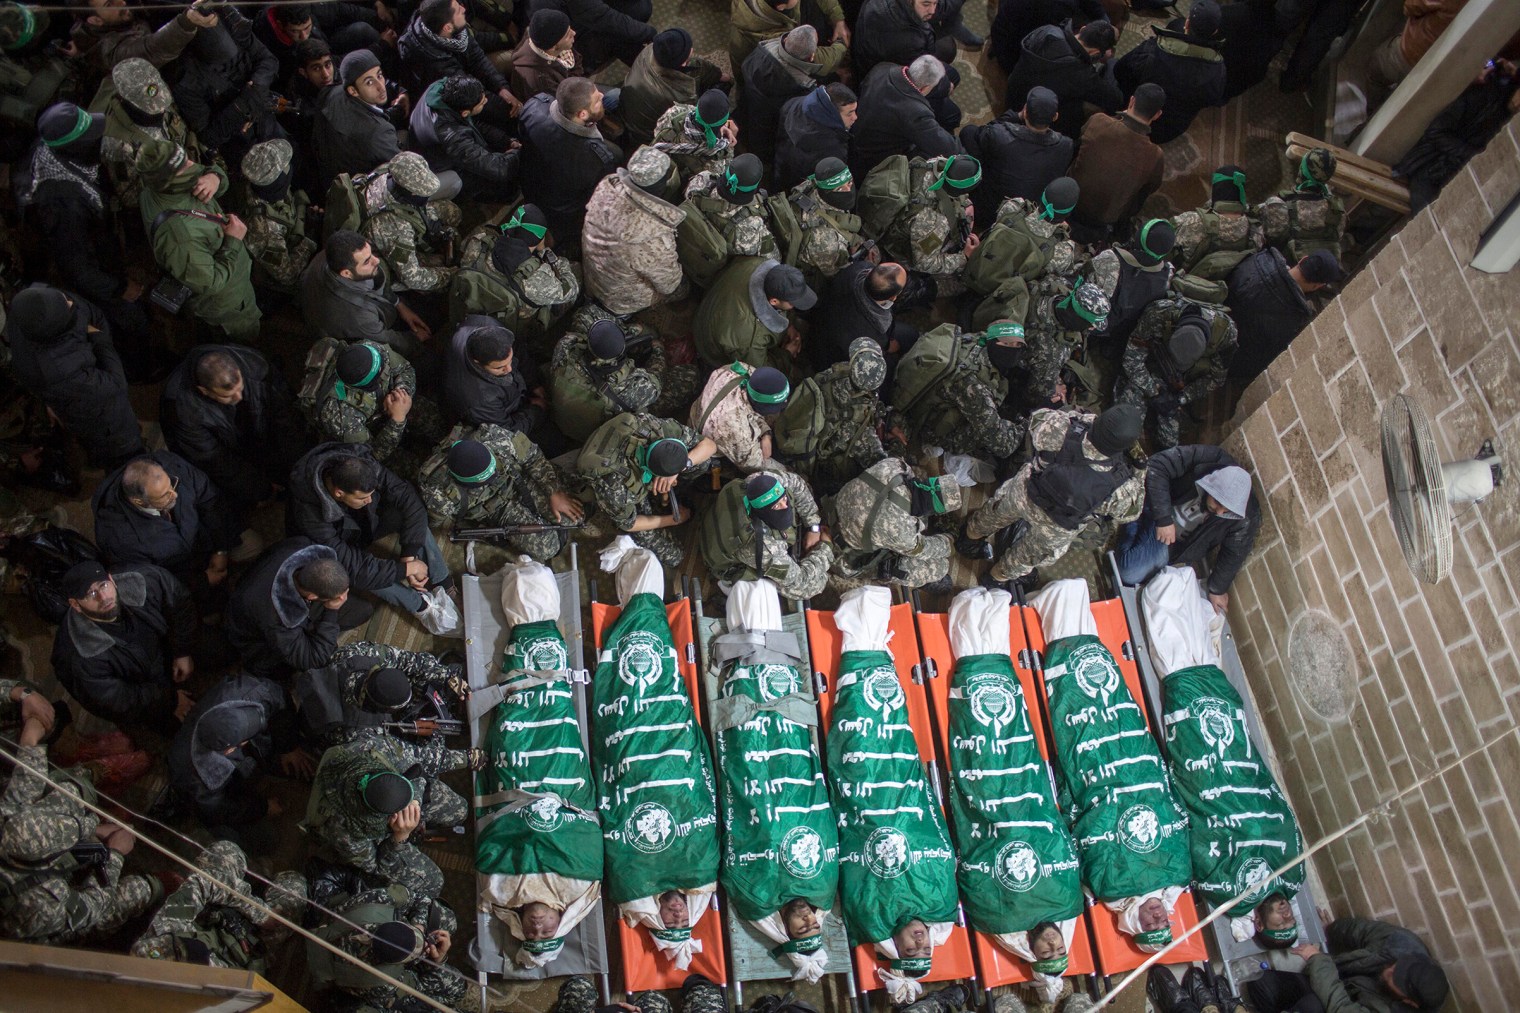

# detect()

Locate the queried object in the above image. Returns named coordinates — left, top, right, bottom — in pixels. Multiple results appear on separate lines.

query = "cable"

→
left=16, top=0, right=385, bottom=14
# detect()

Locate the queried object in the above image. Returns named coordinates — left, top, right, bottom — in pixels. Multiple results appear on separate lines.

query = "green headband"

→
left=357, top=771, right=415, bottom=812
left=890, top=956, right=933, bottom=975
left=503, top=205, right=547, bottom=241
left=651, top=927, right=693, bottom=943
left=743, top=479, right=786, bottom=513
left=635, top=437, right=687, bottom=484
left=1040, top=189, right=1076, bottom=221
left=811, top=166, right=852, bottom=191
left=694, top=106, right=729, bottom=149
left=520, top=936, right=565, bottom=954
left=333, top=345, right=383, bottom=400
left=1138, top=218, right=1169, bottom=259
left=1133, top=927, right=1172, bottom=948
left=45, top=107, right=93, bottom=148
left=1261, top=926, right=1299, bottom=943
left=927, top=155, right=981, bottom=191
left=1298, top=153, right=1329, bottom=192
left=772, top=933, right=824, bottom=957
left=1211, top=169, right=1246, bottom=205
left=981, top=321, right=1024, bottom=344
left=734, top=363, right=788, bottom=405
left=447, top=441, right=498, bottom=484
left=1032, top=955, right=1069, bottom=976
left=911, top=478, right=946, bottom=513
left=2, top=3, right=35, bottom=50
left=723, top=165, right=759, bottom=195
left=1058, top=277, right=1105, bottom=325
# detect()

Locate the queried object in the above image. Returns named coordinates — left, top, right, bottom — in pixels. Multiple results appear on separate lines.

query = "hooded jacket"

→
left=693, top=257, right=797, bottom=374
left=223, top=538, right=345, bottom=678
left=92, top=449, right=241, bottom=586
left=729, top=0, right=846, bottom=70
left=852, top=0, right=937, bottom=76
left=396, top=17, right=508, bottom=95
left=169, top=671, right=291, bottom=826
left=1004, top=23, right=1123, bottom=141
left=410, top=80, right=521, bottom=200
left=1224, top=247, right=1312, bottom=381
left=1142, top=445, right=1260, bottom=596
left=774, top=86, right=851, bottom=193
left=849, top=62, right=962, bottom=181
left=582, top=170, right=687, bottom=315
left=960, top=113, right=1074, bottom=223
left=312, top=85, right=402, bottom=191
left=517, top=94, right=623, bottom=240
left=1113, top=20, right=1226, bottom=144
left=988, top=0, right=1106, bottom=71
left=737, top=39, right=824, bottom=164
left=286, top=443, right=432, bottom=595
left=439, top=317, right=544, bottom=429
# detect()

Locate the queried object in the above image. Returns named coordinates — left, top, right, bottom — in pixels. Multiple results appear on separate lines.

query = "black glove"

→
left=1149, top=392, right=1180, bottom=416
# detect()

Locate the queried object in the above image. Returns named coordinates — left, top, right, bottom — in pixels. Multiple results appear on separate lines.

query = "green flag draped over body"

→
left=593, top=591, right=720, bottom=906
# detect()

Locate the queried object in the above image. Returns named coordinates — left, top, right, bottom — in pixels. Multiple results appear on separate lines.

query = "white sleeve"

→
left=599, top=535, right=666, bottom=602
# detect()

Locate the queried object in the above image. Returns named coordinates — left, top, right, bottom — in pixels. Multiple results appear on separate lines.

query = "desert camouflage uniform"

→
left=242, top=189, right=317, bottom=291
left=683, top=170, right=780, bottom=260
left=689, top=362, right=773, bottom=472
left=302, top=731, right=471, bottom=898
left=0, top=744, right=159, bottom=944
left=828, top=458, right=955, bottom=587
left=788, top=178, right=868, bottom=287
left=553, top=973, right=725, bottom=1013
left=652, top=103, right=735, bottom=181
left=967, top=408, right=1145, bottom=582
left=132, top=841, right=307, bottom=970
left=359, top=173, right=462, bottom=293
left=1114, top=297, right=1238, bottom=448
left=418, top=423, right=570, bottom=562
left=577, top=411, right=707, bottom=566
left=880, top=157, right=975, bottom=295
left=1171, top=207, right=1262, bottom=278
left=549, top=328, right=699, bottom=441
left=698, top=463, right=833, bottom=599
left=311, top=883, right=465, bottom=1013
left=308, top=341, right=425, bottom=463
left=445, top=223, right=580, bottom=342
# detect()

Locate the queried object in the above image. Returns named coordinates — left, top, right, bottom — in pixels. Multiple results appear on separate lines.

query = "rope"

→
left=0, top=735, right=513, bottom=1013
left=1089, top=723, right=1520, bottom=1010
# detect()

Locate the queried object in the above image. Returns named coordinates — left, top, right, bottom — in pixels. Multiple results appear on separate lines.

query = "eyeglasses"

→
left=82, top=580, right=112, bottom=602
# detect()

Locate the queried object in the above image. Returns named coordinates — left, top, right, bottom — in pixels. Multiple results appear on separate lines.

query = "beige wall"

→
left=1220, top=118, right=1520, bottom=1009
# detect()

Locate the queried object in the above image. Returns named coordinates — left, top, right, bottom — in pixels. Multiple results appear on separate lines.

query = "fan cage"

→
left=1379, top=393, right=1453, bottom=584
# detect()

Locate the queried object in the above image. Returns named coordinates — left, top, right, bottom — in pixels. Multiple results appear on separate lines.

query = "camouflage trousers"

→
left=836, top=534, right=953, bottom=588
left=966, top=477, right=1084, bottom=583
left=897, top=981, right=975, bottom=1013
left=1113, top=369, right=1183, bottom=450
left=1021, top=335, right=1079, bottom=410
left=631, top=524, right=687, bottom=568
left=553, top=974, right=727, bottom=1013
left=650, top=363, right=702, bottom=421
left=992, top=982, right=1095, bottom=1013
left=16, top=872, right=160, bottom=947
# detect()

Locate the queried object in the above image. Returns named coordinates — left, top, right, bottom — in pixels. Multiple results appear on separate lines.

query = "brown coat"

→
left=504, top=35, right=586, bottom=102
left=1067, top=112, right=1164, bottom=229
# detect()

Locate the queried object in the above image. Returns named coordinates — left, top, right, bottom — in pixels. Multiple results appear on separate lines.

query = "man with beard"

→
left=302, top=229, right=433, bottom=360
left=439, top=319, right=563, bottom=452
left=518, top=78, right=622, bottom=244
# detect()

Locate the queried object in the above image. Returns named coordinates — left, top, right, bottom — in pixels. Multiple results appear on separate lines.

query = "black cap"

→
left=60, top=560, right=109, bottom=600
left=1392, top=956, right=1448, bottom=1012
left=360, top=770, right=414, bottom=815
left=720, top=152, right=762, bottom=204
left=527, top=9, right=570, bottom=49
left=1090, top=404, right=1144, bottom=455
left=744, top=366, right=790, bottom=415
left=761, top=263, right=816, bottom=311
left=1187, top=0, right=1222, bottom=38
left=1299, top=249, right=1345, bottom=284
left=446, top=440, right=495, bottom=483
left=1136, top=218, right=1176, bottom=260
left=1023, top=86, right=1058, bottom=126
left=646, top=438, right=688, bottom=477
left=8, top=286, right=73, bottom=340
left=652, top=27, right=692, bottom=69
left=362, top=667, right=412, bottom=711
left=587, top=319, right=626, bottom=359
left=491, top=233, right=533, bottom=275
left=178, top=937, right=214, bottom=964
left=1041, top=176, right=1080, bottom=219
left=37, top=102, right=105, bottom=149
left=1211, top=164, right=1247, bottom=206
left=340, top=48, right=381, bottom=87
left=372, top=921, right=421, bottom=964
left=696, top=88, right=730, bottom=129
left=335, top=344, right=383, bottom=388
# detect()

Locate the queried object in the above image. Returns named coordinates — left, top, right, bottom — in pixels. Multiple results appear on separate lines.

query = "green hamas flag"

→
left=1042, top=635, right=1191, bottom=901
left=593, top=593, right=720, bottom=905
left=946, top=653, right=1083, bottom=934
left=1162, top=665, right=1305, bottom=916
left=827, top=649, right=959, bottom=946
left=475, top=619, right=603, bottom=882
left=716, top=650, right=840, bottom=922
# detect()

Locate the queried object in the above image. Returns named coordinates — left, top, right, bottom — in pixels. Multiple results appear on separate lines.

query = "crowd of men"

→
left=0, top=0, right=1466, bottom=1008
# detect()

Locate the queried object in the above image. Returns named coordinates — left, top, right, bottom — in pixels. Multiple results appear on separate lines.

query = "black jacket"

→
left=224, top=538, right=345, bottom=679
left=169, top=670, right=292, bottom=826
left=50, top=565, right=194, bottom=727
left=849, top=62, right=962, bottom=181
left=160, top=344, right=305, bottom=505
left=959, top=114, right=1073, bottom=223
left=1143, top=444, right=1261, bottom=596
left=1004, top=24, right=1123, bottom=141
left=1225, top=247, right=1312, bottom=381
left=852, top=0, right=937, bottom=76
left=1113, top=21, right=1226, bottom=144
left=812, top=261, right=896, bottom=367
left=312, top=86, right=402, bottom=191
left=92, top=450, right=241, bottom=586
left=517, top=94, right=623, bottom=241
left=775, top=87, right=852, bottom=193
left=168, top=12, right=282, bottom=155
left=989, top=0, right=1106, bottom=71
left=4, top=287, right=142, bottom=466
left=1396, top=78, right=1518, bottom=212
left=526, top=0, right=655, bottom=66
left=286, top=442, right=431, bottom=595
left=737, top=41, right=822, bottom=164
left=24, top=151, right=124, bottom=307
left=396, top=19, right=509, bottom=95
left=439, top=316, right=545, bottom=429
left=410, top=82, right=521, bottom=201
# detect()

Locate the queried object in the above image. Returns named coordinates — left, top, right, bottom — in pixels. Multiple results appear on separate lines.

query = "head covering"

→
left=37, top=102, right=104, bottom=150
left=1090, top=404, right=1144, bottom=456
left=1299, top=147, right=1336, bottom=190
left=695, top=89, right=732, bottom=150
left=361, top=667, right=413, bottom=711
left=743, top=366, right=790, bottom=415
left=744, top=473, right=792, bottom=530
left=928, top=154, right=982, bottom=191
left=626, top=145, right=673, bottom=189
left=447, top=440, right=496, bottom=483
left=0, top=811, right=79, bottom=863
left=644, top=437, right=688, bottom=478
left=811, top=155, right=852, bottom=191
left=372, top=921, right=424, bottom=963
left=8, top=286, right=73, bottom=340
left=1059, top=282, right=1110, bottom=330
left=191, top=701, right=268, bottom=790
left=782, top=24, right=817, bottom=60
left=1136, top=218, right=1176, bottom=260
left=1186, top=0, right=1222, bottom=38
left=848, top=337, right=887, bottom=391
left=134, top=138, right=188, bottom=186
left=334, top=343, right=383, bottom=398
left=60, top=560, right=108, bottom=599
left=1195, top=465, right=1251, bottom=519
left=761, top=263, right=817, bottom=310
left=1299, top=249, right=1344, bottom=284
left=1040, top=177, right=1079, bottom=220
left=340, top=48, right=381, bottom=88
left=0, top=2, right=47, bottom=52
left=1211, top=164, right=1247, bottom=209
left=112, top=57, right=173, bottom=114
left=387, top=151, right=440, bottom=197
left=360, top=770, right=415, bottom=814
left=1023, top=86, right=1058, bottom=126
left=651, top=27, right=692, bottom=68
left=1392, top=956, right=1448, bottom=1011
left=527, top=8, right=570, bottom=49
left=1167, top=319, right=1208, bottom=370
left=720, top=153, right=763, bottom=204
left=908, top=475, right=961, bottom=515
left=491, top=233, right=532, bottom=275
left=587, top=319, right=626, bottom=359
left=241, top=138, right=294, bottom=187
left=502, top=202, right=549, bottom=242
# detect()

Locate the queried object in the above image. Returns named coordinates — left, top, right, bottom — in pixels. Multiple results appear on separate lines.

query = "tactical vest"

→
left=1025, top=420, right=1132, bottom=530
left=772, top=374, right=830, bottom=463
left=1262, top=191, right=1344, bottom=261
left=1096, top=250, right=1173, bottom=351
left=892, top=324, right=1005, bottom=441
left=551, top=350, right=636, bottom=440
left=1178, top=208, right=1256, bottom=280
left=699, top=478, right=796, bottom=581
left=305, top=889, right=413, bottom=990
left=577, top=412, right=666, bottom=499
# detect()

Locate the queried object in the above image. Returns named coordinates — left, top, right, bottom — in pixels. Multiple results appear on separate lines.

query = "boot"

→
left=1147, top=966, right=1186, bottom=1013
left=927, top=983, right=973, bottom=1011
left=1182, top=966, right=1220, bottom=1013
left=955, top=519, right=992, bottom=560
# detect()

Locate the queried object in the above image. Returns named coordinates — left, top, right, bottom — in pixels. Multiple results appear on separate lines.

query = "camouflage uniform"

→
left=1259, top=150, right=1345, bottom=262
left=359, top=156, right=462, bottom=293
left=891, top=325, right=1021, bottom=460
left=301, top=731, right=472, bottom=898
left=689, top=362, right=774, bottom=472
left=552, top=974, right=725, bottom=1013
left=445, top=223, right=581, bottom=344
left=1114, top=297, right=1238, bottom=448
left=418, top=423, right=571, bottom=562
left=964, top=195, right=1087, bottom=331
left=0, top=744, right=160, bottom=945
left=773, top=341, right=895, bottom=494
left=652, top=103, right=735, bottom=182
left=307, top=340, right=417, bottom=463
left=308, top=883, right=466, bottom=1013
left=788, top=177, right=868, bottom=288
left=682, top=170, right=780, bottom=261
left=1019, top=281, right=1109, bottom=410
left=240, top=139, right=314, bottom=292
left=698, top=464, right=834, bottom=600
left=881, top=156, right=976, bottom=295
left=1171, top=206, right=1262, bottom=279
left=303, top=641, right=467, bottom=748
left=548, top=327, right=698, bottom=443
left=576, top=412, right=707, bottom=566
left=966, top=408, right=1145, bottom=582
left=100, top=58, right=202, bottom=208
left=828, top=458, right=959, bottom=587
left=132, top=841, right=307, bottom=970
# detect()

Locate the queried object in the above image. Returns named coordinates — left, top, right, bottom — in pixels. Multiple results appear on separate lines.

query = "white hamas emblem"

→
left=994, top=840, right=1041, bottom=893
left=519, top=632, right=568, bottom=672
left=617, top=631, right=667, bottom=693
left=781, top=826, right=824, bottom=879
left=523, top=796, right=565, bottom=833
left=966, top=671, right=1019, bottom=737
left=1071, top=642, right=1121, bottom=700
left=863, top=826, right=913, bottom=879
left=756, top=663, right=800, bottom=702
left=862, top=666, right=904, bottom=719
left=1194, top=697, right=1236, bottom=757
left=1236, top=857, right=1273, bottom=899
left=1118, top=804, right=1161, bottom=854
left=625, top=801, right=675, bottom=854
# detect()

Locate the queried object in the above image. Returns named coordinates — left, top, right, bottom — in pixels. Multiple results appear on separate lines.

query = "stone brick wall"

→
left=1221, top=117, right=1520, bottom=1010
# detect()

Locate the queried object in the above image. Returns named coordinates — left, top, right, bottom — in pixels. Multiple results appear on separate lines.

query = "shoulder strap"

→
left=150, top=208, right=225, bottom=239
left=694, top=367, right=750, bottom=433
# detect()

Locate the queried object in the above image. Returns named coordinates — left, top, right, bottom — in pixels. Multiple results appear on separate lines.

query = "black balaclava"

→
left=250, top=169, right=292, bottom=203
left=744, top=473, right=794, bottom=531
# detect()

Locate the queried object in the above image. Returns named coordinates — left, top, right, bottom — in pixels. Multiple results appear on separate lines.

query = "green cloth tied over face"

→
left=891, top=956, right=933, bottom=975
left=45, top=106, right=93, bottom=147
left=1032, top=955, right=1069, bottom=975
left=651, top=926, right=692, bottom=943
left=333, top=344, right=382, bottom=400
left=503, top=205, right=547, bottom=240
left=812, top=166, right=852, bottom=191
left=1133, top=927, right=1172, bottom=948
left=520, top=936, right=565, bottom=954
left=772, top=933, right=824, bottom=957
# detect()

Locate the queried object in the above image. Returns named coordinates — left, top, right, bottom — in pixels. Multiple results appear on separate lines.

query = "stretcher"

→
left=807, top=598, right=978, bottom=1011
left=463, top=545, right=612, bottom=1004
left=910, top=598, right=1097, bottom=1007
left=1019, top=592, right=1209, bottom=982
left=589, top=579, right=729, bottom=996
left=690, top=580, right=857, bottom=1010
left=1106, top=554, right=1329, bottom=993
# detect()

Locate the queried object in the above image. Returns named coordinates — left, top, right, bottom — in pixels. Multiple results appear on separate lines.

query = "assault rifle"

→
left=451, top=525, right=584, bottom=542
left=383, top=718, right=464, bottom=738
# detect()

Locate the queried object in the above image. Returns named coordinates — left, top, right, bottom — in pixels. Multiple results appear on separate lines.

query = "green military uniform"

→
left=692, top=257, right=800, bottom=376
left=306, top=883, right=466, bottom=1013
left=446, top=223, right=581, bottom=347
left=358, top=156, right=462, bottom=293
left=548, top=328, right=696, bottom=443
left=1114, top=297, right=1238, bottom=448
left=773, top=340, right=896, bottom=495
left=99, top=57, right=203, bottom=208
left=576, top=411, right=704, bottom=566
left=877, top=155, right=978, bottom=295
left=698, top=465, right=833, bottom=600
left=418, top=423, right=571, bottom=562
left=891, top=323, right=1022, bottom=460
left=788, top=175, right=868, bottom=290
left=827, top=459, right=959, bottom=587
left=303, top=339, right=416, bottom=462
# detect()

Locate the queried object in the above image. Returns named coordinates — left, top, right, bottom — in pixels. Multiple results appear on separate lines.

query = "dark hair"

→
left=120, top=456, right=161, bottom=501
left=556, top=76, right=598, bottom=118
left=325, top=229, right=369, bottom=273
left=1028, top=920, right=1062, bottom=944
left=323, top=455, right=380, bottom=494
left=466, top=326, right=513, bottom=364
left=865, top=263, right=905, bottom=301
left=1076, top=20, right=1117, bottom=51
left=194, top=350, right=241, bottom=391
left=294, top=37, right=331, bottom=67
left=295, top=557, right=350, bottom=599
left=1133, top=82, right=1166, bottom=118
left=275, top=3, right=313, bottom=25
left=825, top=81, right=857, bottom=109
left=440, top=73, right=485, bottom=111
left=1251, top=894, right=1296, bottom=950
left=418, top=0, right=456, bottom=35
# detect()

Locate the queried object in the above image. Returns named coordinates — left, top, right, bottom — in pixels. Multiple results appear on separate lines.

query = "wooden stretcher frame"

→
left=589, top=580, right=730, bottom=997
left=806, top=597, right=979, bottom=1013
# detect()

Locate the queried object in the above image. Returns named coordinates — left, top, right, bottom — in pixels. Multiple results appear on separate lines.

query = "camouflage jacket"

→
left=1259, top=189, right=1345, bottom=261
left=575, top=412, right=702, bottom=530
left=242, top=188, right=316, bottom=290
left=548, top=332, right=663, bottom=443
left=698, top=463, right=831, bottom=599
left=773, top=361, right=890, bottom=475
left=788, top=179, right=867, bottom=284
left=831, top=457, right=932, bottom=563
left=311, top=342, right=417, bottom=462
left=653, top=103, right=735, bottom=181
left=445, top=224, right=580, bottom=334
left=1171, top=206, right=1262, bottom=277
left=1024, top=407, right=1145, bottom=523
left=316, top=885, right=465, bottom=1008
left=690, top=362, right=771, bottom=471
left=359, top=174, right=461, bottom=292
left=683, top=171, right=780, bottom=260
left=419, top=423, right=564, bottom=528
left=100, top=96, right=201, bottom=208
left=1120, top=296, right=1238, bottom=405
left=884, top=157, right=973, bottom=277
